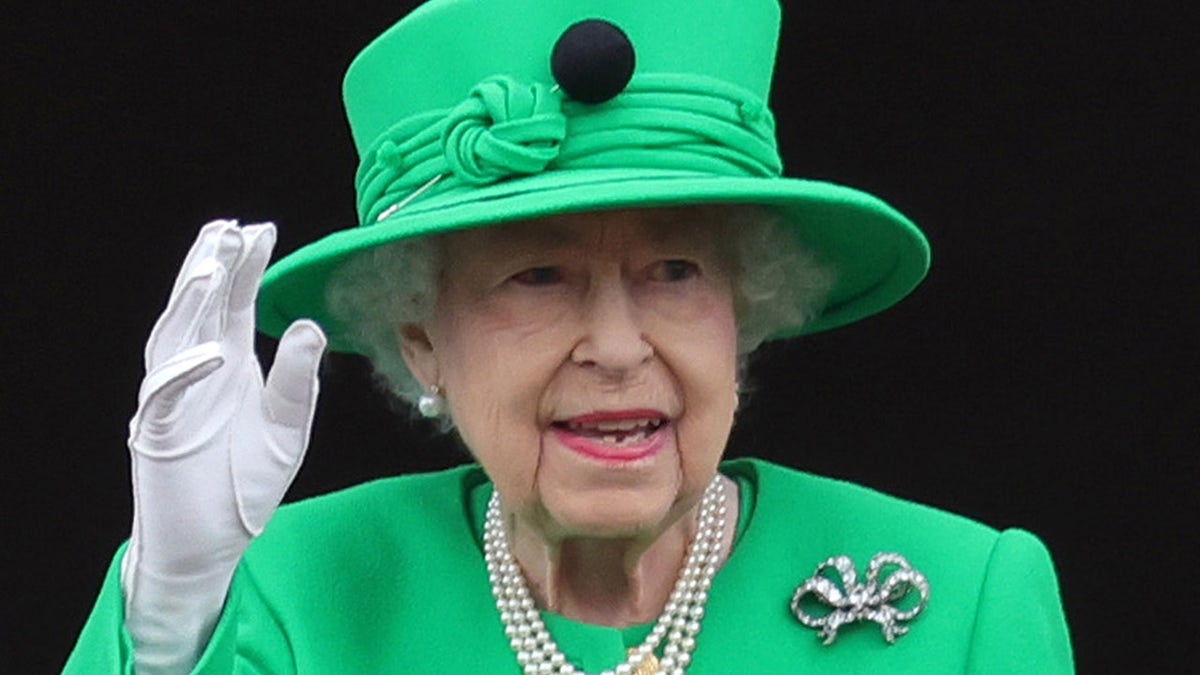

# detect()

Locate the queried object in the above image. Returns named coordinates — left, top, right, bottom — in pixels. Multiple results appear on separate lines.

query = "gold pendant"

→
left=628, top=649, right=659, bottom=675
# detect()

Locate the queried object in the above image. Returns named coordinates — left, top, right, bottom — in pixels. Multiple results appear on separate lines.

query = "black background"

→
left=2, top=1, right=1195, bottom=671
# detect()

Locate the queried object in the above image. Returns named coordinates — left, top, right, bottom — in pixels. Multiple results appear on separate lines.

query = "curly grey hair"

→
left=325, top=205, right=833, bottom=415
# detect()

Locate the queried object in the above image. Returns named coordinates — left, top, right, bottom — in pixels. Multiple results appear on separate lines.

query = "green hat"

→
left=257, top=0, right=930, bottom=351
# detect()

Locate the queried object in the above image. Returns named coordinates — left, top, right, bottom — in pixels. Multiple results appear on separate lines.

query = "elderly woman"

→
left=67, top=0, right=1071, bottom=673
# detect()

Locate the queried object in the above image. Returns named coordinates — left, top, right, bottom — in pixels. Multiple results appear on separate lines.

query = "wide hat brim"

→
left=257, top=167, right=929, bottom=353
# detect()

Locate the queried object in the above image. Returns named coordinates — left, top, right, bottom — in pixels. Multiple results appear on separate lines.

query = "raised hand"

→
left=120, top=221, right=326, bottom=674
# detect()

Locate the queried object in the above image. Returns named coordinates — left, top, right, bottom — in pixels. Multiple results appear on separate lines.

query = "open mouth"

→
left=553, top=417, right=666, bottom=447
left=550, top=411, right=670, bottom=461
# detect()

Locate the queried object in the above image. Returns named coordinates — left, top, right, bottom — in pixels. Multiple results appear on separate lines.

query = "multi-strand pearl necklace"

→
left=483, top=475, right=728, bottom=675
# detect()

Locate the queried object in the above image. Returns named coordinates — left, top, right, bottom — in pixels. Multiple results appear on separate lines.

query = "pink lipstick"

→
left=551, top=409, right=669, bottom=462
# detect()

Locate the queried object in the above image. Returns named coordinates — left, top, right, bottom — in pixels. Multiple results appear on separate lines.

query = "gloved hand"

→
left=120, top=221, right=326, bottom=674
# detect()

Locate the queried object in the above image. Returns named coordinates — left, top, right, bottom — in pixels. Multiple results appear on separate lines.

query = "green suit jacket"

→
left=65, top=458, right=1073, bottom=673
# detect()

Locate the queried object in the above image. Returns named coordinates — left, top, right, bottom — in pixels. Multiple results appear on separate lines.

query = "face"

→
left=401, top=207, right=739, bottom=543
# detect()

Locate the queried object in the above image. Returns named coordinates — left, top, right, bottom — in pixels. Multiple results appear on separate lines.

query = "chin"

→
left=537, top=479, right=684, bottom=541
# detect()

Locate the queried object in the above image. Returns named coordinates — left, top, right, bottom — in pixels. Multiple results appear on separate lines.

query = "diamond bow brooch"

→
left=790, top=552, right=930, bottom=645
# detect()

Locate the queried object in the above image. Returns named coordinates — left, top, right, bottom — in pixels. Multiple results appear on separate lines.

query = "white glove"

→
left=120, top=221, right=326, bottom=675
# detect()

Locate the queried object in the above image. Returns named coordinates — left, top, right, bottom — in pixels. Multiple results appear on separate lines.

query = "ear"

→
left=397, top=322, right=439, bottom=389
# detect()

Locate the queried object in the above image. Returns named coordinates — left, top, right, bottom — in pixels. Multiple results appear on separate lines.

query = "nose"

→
left=570, top=275, right=653, bottom=374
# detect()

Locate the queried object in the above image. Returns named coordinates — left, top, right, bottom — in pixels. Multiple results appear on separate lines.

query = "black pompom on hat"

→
left=550, top=19, right=636, bottom=104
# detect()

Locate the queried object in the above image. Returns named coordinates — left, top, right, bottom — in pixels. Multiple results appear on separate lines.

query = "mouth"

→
left=550, top=410, right=670, bottom=462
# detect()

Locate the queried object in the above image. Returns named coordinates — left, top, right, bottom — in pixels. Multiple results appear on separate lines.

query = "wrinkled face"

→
left=402, top=207, right=739, bottom=542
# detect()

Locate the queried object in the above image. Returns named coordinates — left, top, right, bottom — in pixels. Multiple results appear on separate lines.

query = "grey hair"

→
left=725, top=207, right=834, bottom=353
left=324, top=234, right=441, bottom=409
left=325, top=206, right=833, bottom=413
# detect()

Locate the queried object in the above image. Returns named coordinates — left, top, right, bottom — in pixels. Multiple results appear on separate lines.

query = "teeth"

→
left=596, top=429, right=650, bottom=446
left=559, top=417, right=665, bottom=447
left=620, top=430, right=649, bottom=446
left=568, top=417, right=659, bottom=432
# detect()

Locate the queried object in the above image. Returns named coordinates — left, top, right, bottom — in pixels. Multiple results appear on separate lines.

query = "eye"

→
left=650, top=259, right=700, bottom=282
left=511, top=266, right=563, bottom=286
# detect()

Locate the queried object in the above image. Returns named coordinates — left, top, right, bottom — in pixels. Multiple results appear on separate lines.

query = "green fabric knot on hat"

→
left=376, top=140, right=405, bottom=167
left=356, top=73, right=784, bottom=225
left=442, top=76, right=567, bottom=186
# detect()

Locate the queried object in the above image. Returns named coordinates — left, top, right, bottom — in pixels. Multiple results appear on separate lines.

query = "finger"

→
left=224, top=223, right=276, bottom=342
left=146, top=224, right=243, bottom=368
left=168, top=220, right=239, bottom=299
left=144, top=259, right=224, bottom=370
left=236, top=320, right=326, bottom=534
left=261, top=319, right=327, bottom=433
left=131, top=341, right=224, bottom=454
left=200, top=225, right=246, bottom=343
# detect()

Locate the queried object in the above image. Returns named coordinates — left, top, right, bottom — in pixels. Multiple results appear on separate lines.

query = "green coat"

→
left=65, top=459, right=1073, bottom=673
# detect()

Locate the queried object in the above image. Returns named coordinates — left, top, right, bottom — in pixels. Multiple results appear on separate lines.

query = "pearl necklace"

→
left=483, top=476, right=727, bottom=675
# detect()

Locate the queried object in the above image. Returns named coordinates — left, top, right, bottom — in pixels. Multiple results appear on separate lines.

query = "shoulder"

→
left=234, top=463, right=493, bottom=620
left=224, top=464, right=513, bottom=669
left=242, top=463, right=488, bottom=570
left=729, top=457, right=1062, bottom=615
left=724, top=457, right=1058, bottom=583
left=725, top=457, right=1002, bottom=546
left=273, top=463, right=485, bottom=528
left=709, top=458, right=1071, bottom=672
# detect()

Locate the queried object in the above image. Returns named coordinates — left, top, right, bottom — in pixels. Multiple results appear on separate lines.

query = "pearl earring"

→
left=417, top=385, right=446, bottom=418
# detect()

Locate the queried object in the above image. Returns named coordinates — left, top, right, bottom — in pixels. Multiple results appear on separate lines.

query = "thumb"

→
left=263, top=319, right=327, bottom=434
left=233, top=320, right=326, bottom=535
